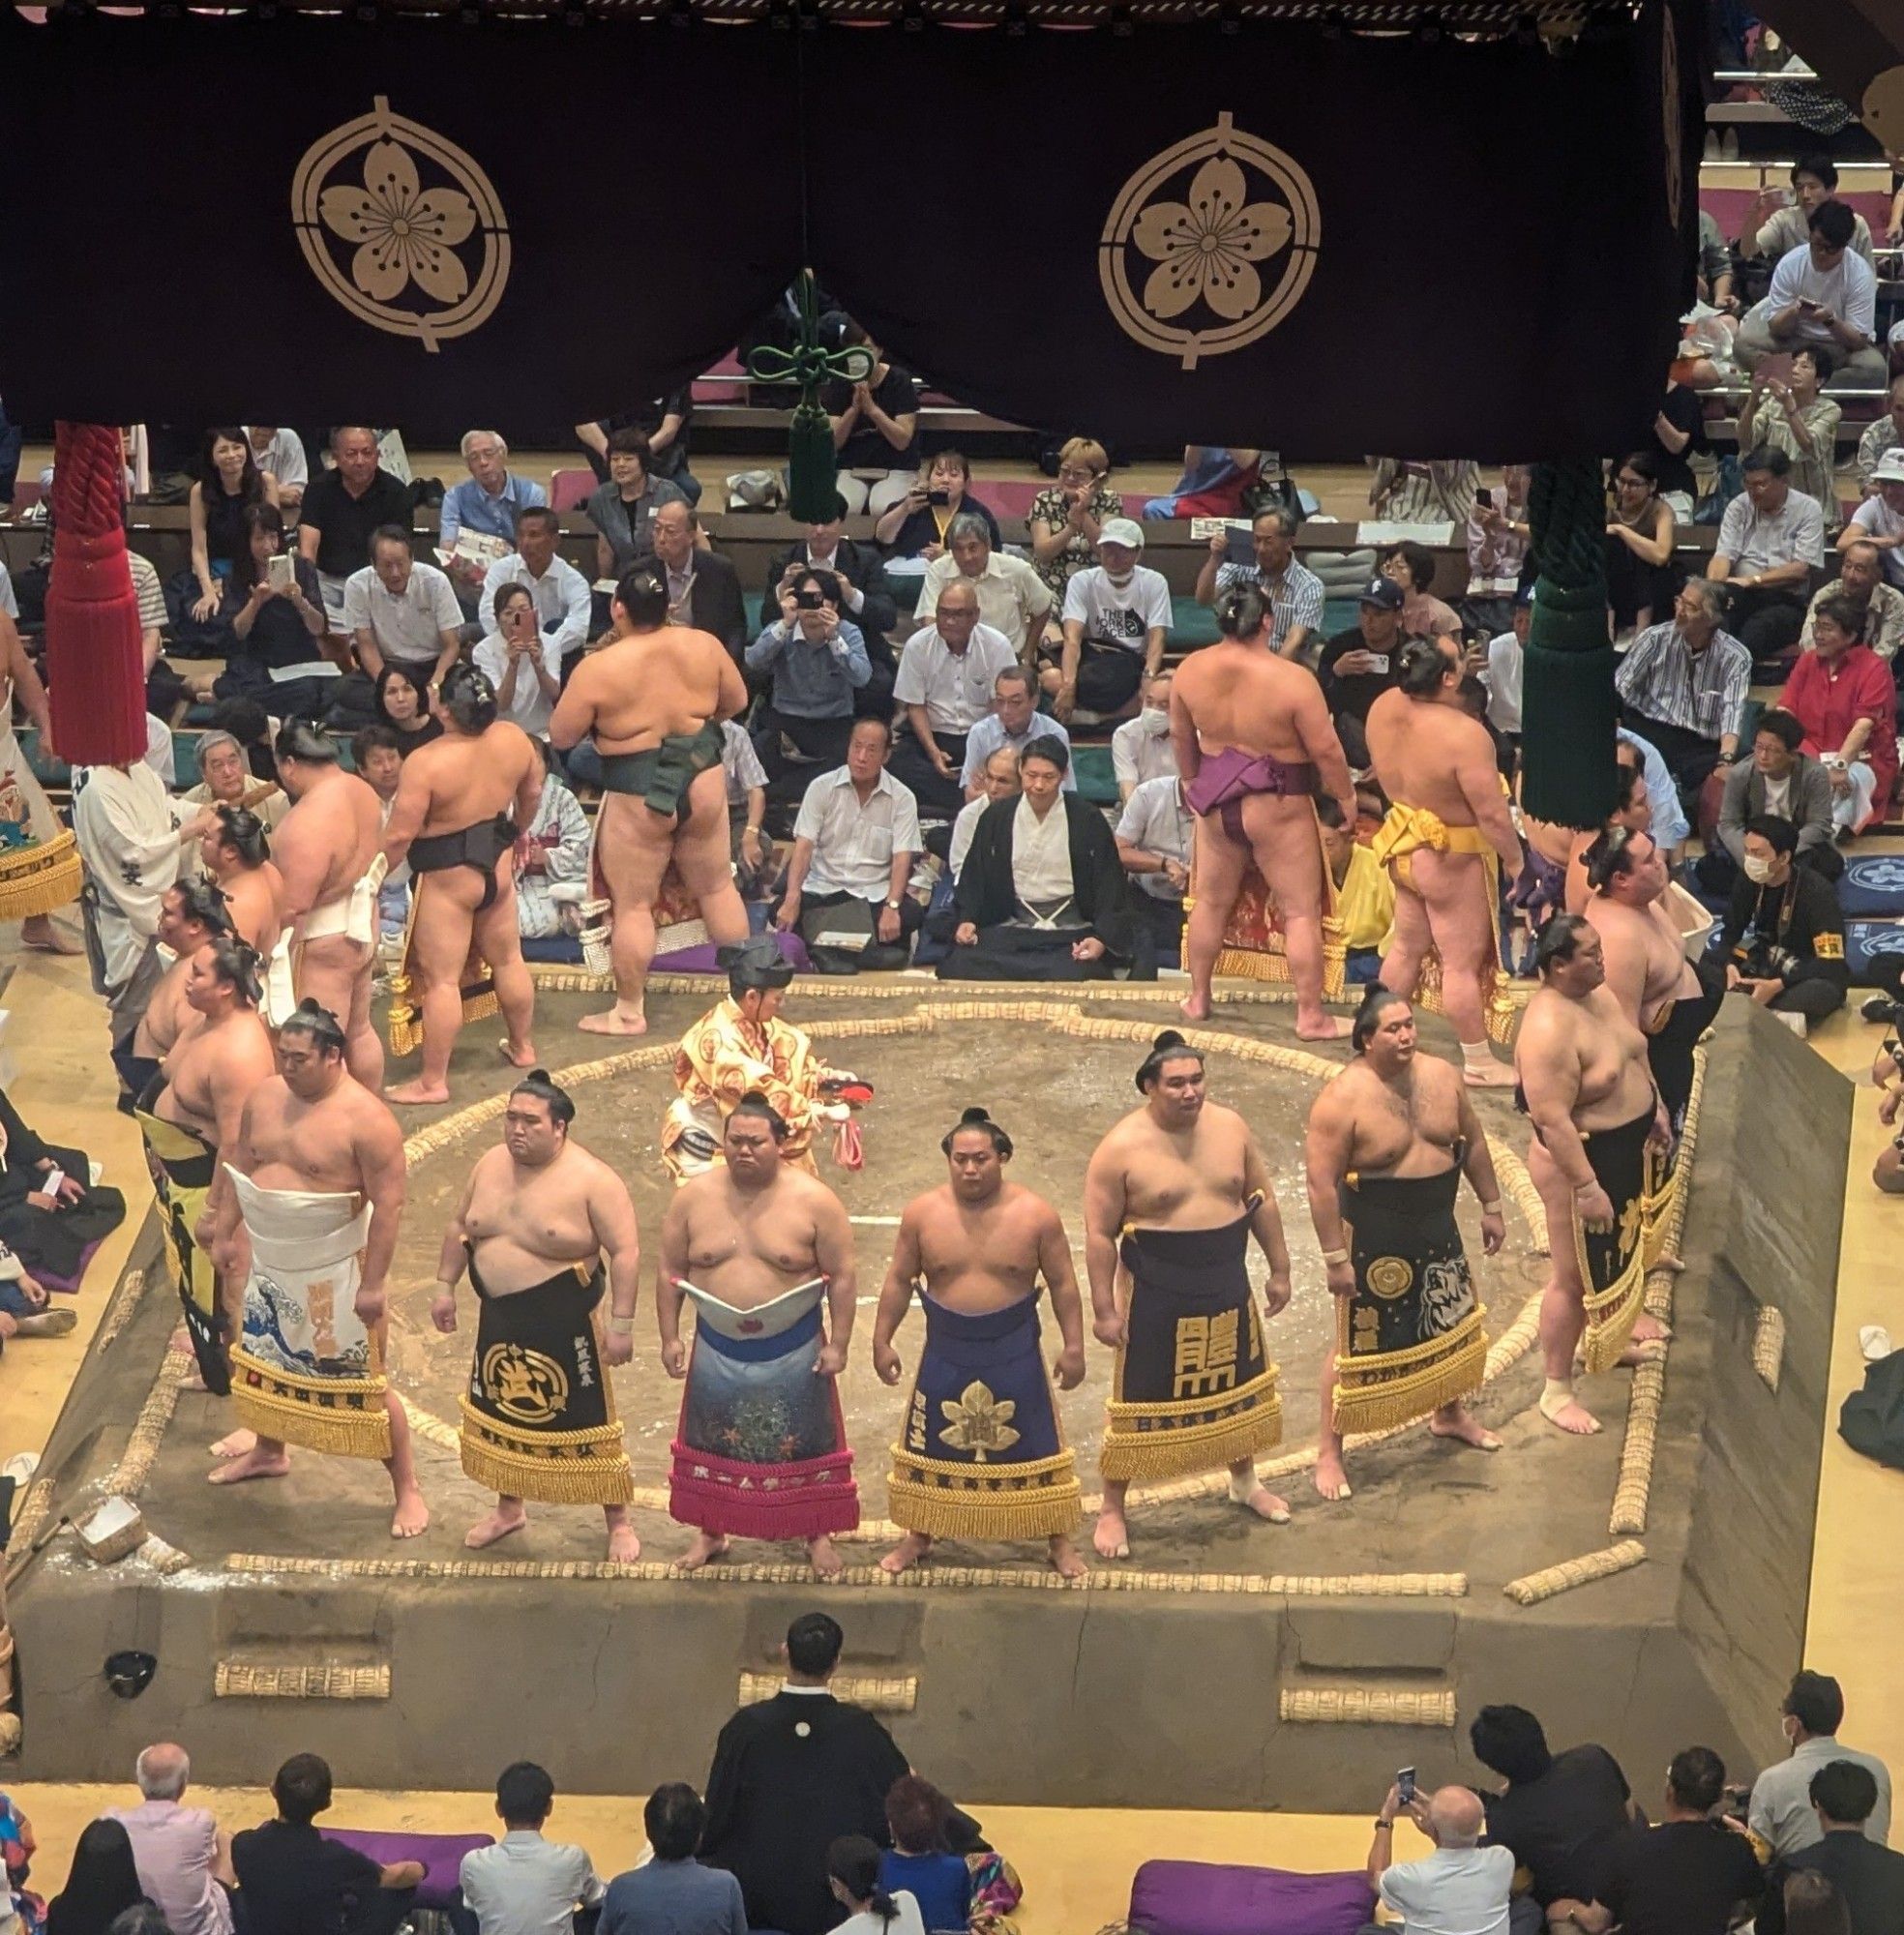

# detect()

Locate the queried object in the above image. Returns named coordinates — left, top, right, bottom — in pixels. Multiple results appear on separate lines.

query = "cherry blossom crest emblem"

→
left=1099, top=113, right=1319, bottom=371
left=291, top=96, right=510, bottom=351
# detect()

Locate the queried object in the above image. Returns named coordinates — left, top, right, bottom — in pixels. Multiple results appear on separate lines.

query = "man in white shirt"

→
left=1050, top=520, right=1173, bottom=723
left=342, top=526, right=462, bottom=685
left=458, top=1762, right=603, bottom=1935
left=107, top=1743, right=234, bottom=1935
left=890, top=580, right=1018, bottom=815
left=1482, top=591, right=1530, bottom=744
left=1841, top=450, right=1904, bottom=590
left=1111, top=670, right=1179, bottom=802
left=1116, top=772, right=1194, bottom=968
left=913, top=513, right=1055, bottom=658
left=1804, top=540, right=1904, bottom=662
left=1737, top=199, right=1888, bottom=388
left=244, top=427, right=307, bottom=509
left=1709, top=447, right=1828, bottom=670
left=1749, top=1670, right=1893, bottom=1860
left=1367, top=1781, right=1512, bottom=1935
left=777, top=718, right=923, bottom=972
left=960, top=666, right=1073, bottom=795
left=476, top=507, right=592, bottom=666
left=948, top=746, right=1021, bottom=884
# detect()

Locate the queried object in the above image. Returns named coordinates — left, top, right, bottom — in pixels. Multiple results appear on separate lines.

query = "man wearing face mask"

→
left=960, top=667, right=1072, bottom=797
left=1711, top=814, right=1847, bottom=1030
left=1047, top=520, right=1173, bottom=724
left=1111, top=671, right=1178, bottom=804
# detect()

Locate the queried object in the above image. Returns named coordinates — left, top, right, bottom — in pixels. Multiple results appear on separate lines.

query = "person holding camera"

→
left=874, top=451, right=1000, bottom=563
left=746, top=568, right=873, bottom=805
left=1711, top=814, right=1848, bottom=1028
left=1362, top=1777, right=1512, bottom=1935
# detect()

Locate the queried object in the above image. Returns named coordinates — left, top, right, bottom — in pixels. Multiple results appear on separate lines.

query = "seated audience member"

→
left=214, top=506, right=335, bottom=722
left=1742, top=349, right=1844, bottom=535
left=1049, top=521, right=1172, bottom=723
left=474, top=582, right=563, bottom=739
left=514, top=745, right=590, bottom=944
left=1027, top=439, right=1123, bottom=609
left=1703, top=709, right=1836, bottom=894
left=106, top=1745, right=232, bottom=1935
left=439, top=430, right=547, bottom=575
left=2, top=1789, right=37, bottom=1931
left=1804, top=541, right=1904, bottom=664
left=767, top=494, right=901, bottom=696
left=747, top=567, right=872, bottom=796
left=963, top=666, right=1073, bottom=797
left=1858, top=377, right=1904, bottom=495
left=645, top=502, right=748, bottom=660
left=185, top=428, right=278, bottom=628
left=1111, top=670, right=1176, bottom=803
left=1713, top=814, right=1848, bottom=1027
left=719, top=719, right=773, bottom=890
left=246, top=425, right=308, bottom=511
left=206, top=698, right=282, bottom=788
left=459, top=1761, right=602, bottom=1935
left=1842, top=453, right=1904, bottom=592
left=1614, top=580, right=1751, bottom=809
left=578, top=391, right=698, bottom=500
left=777, top=718, right=923, bottom=973
left=375, top=664, right=444, bottom=752
left=232, top=1756, right=422, bottom=1935
left=585, top=428, right=687, bottom=582
left=1464, top=463, right=1532, bottom=636
left=1752, top=1672, right=1894, bottom=1860
left=343, top=525, right=461, bottom=689
left=1562, top=1746, right=1763, bottom=1935
left=1743, top=154, right=1879, bottom=269
left=1370, top=457, right=1481, bottom=527
left=0, top=1083, right=124, bottom=1331
left=177, top=727, right=288, bottom=833
left=1479, top=588, right=1530, bottom=755
left=598, top=1784, right=743, bottom=1935
left=1760, top=1762, right=1904, bottom=1935
left=1318, top=795, right=1393, bottom=981
left=1319, top=577, right=1407, bottom=768
left=824, top=320, right=923, bottom=518
left=878, top=451, right=1001, bottom=563
left=1379, top=541, right=1462, bottom=640
left=298, top=426, right=412, bottom=625
left=914, top=513, right=1052, bottom=658
left=1780, top=1871, right=1856, bottom=1935
left=476, top=508, right=592, bottom=669
left=1142, top=444, right=1261, bottom=520
left=879, top=1778, right=973, bottom=1935
left=1469, top=1704, right=1635, bottom=1920
left=827, top=1838, right=925, bottom=1935
left=1115, top=770, right=1193, bottom=968
left=1651, top=375, right=1708, bottom=520
left=1365, top=1781, right=1507, bottom=1935
left=1778, top=595, right=1898, bottom=837
left=1736, top=201, right=1889, bottom=389
left=947, top=747, right=1021, bottom=889
left=1194, top=506, right=1324, bottom=661
left=941, top=736, right=1134, bottom=982
left=45, top=1819, right=150, bottom=1935
left=1605, top=452, right=1681, bottom=639
left=890, top=582, right=1019, bottom=817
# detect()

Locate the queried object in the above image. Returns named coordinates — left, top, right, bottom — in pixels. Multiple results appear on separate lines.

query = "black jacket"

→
left=1712, top=861, right=1848, bottom=997
left=766, top=538, right=900, bottom=660
left=627, top=546, right=749, bottom=661
left=955, top=792, right=1135, bottom=958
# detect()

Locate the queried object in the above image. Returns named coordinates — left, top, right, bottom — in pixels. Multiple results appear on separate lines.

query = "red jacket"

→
left=1779, top=643, right=1897, bottom=832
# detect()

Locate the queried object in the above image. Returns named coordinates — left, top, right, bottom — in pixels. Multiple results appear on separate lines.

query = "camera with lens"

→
left=1742, top=941, right=1801, bottom=985
left=794, top=588, right=824, bottom=610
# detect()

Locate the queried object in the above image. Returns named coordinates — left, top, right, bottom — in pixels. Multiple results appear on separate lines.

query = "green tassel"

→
left=1522, top=578, right=1618, bottom=829
left=787, top=403, right=841, bottom=524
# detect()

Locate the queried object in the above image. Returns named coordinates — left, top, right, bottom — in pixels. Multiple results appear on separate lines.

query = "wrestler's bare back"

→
left=158, top=1011, right=275, bottom=1140
left=552, top=627, right=745, bottom=757
left=239, top=1076, right=396, bottom=1198
left=461, top=1142, right=619, bottom=1294
left=220, top=864, right=283, bottom=954
left=670, top=1166, right=835, bottom=1306
left=1587, top=895, right=1694, bottom=1029
left=134, top=958, right=194, bottom=1059
left=275, top=771, right=384, bottom=916
left=1364, top=690, right=1499, bottom=828
left=1092, top=1101, right=1256, bottom=1230
left=1171, top=644, right=1330, bottom=765
left=1517, top=984, right=1655, bottom=1132
left=401, top=722, right=542, bottom=838
left=1324, top=1055, right=1468, bottom=1178
left=909, top=1182, right=1062, bottom=1314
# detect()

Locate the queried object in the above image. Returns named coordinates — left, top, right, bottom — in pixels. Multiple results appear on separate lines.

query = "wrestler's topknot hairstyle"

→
left=1352, top=984, right=1411, bottom=1054
left=511, top=1067, right=576, bottom=1129
left=941, top=1105, right=1012, bottom=1159
left=1533, top=910, right=1593, bottom=975
left=729, top=1088, right=789, bottom=1142
left=279, top=997, right=346, bottom=1056
left=1212, top=580, right=1268, bottom=643
left=614, top=564, right=670, bottom=630
left=203, top=935, right=263, bottom=1008
left=1136, top=1028, right=1205, bottom=1093
left=1397, top=638, right=1455, bottom=698
left=274, top=717, right=339, bottom=765
left=212, top=804, right=270, bottom=869
left=171, top=878, right=231, bottom=937
left=440, top=662, right=498, bottom=735
left=1582, top=823, right=1642, bottom=894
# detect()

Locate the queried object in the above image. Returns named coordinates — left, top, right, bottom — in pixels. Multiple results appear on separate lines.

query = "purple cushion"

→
left=34, top=1239, right=104, bottom=1295
left=324, top=1829, right=493, bottom=1909
left=1128, top=1860, right=1375, bottom=1935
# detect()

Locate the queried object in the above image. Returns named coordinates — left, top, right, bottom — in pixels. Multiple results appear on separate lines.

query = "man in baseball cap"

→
left=1045, top=519, right=1172, bottom=722
left=1844, top=446, right=1904, bottom=589
left=1317, top=577, right=1408, bottom=768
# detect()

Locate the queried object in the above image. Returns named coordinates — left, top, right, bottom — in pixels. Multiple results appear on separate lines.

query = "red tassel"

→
left=833, top=1116, right=864, bottom=1172
left=45, top=421, right=146, bottom=767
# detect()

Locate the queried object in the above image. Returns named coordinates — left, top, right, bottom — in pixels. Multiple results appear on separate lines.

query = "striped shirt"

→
left=1214, top=557, right=1325, bottom=652
left=1614, top=621, right=1752, bottom=743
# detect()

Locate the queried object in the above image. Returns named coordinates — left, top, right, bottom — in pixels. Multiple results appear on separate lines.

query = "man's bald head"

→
left=1427, top=1786, right=1484, bottom=1847
left=136, top=1742, right=191, bottom=1800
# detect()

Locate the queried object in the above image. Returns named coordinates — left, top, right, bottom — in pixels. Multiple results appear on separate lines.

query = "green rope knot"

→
left=744, top=271, right=876, bottom=521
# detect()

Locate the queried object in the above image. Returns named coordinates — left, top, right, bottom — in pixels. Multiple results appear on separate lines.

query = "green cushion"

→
left=1070, top=743, right=1120, bottom=808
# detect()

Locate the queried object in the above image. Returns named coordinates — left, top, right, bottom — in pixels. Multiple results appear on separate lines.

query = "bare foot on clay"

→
left=1295, top=1014, right=1355, bottom=1041
left=578, top=1007, right=647, bottom=1037
left=496, top=1038, right=539, bottom=1070
left=676, top=1531, right=730, bottom=1572
left=464, top=1503, right=527, bottom=1549
left=1048, top=1533, right=1088, bottom=1579
left=1238, top=1483, right=1292, bottom=1523
left=1632, top=1313, right=1672, bottom=1342
left=1538, top=1387, right=1601, bottom=1435
left=808, top=1534, right=845, bottom=1579
left=880, top=1531, right=934, bottom=1576
left=1179, top=993, right=1211, bottom=1023
left=384, top=1079, right=451, bottom=1106
left=1463, top=1060, right=1518, bottom=1088
left=606, top=1522, right=641, bottom=1563
left=391, top=1487, right=431, bottom=1539
left=1429, top=1405, right=1502, bottom=1451
left=1313, top=1449, right=1354, bottom=1501
left=208, top=1445, right=289, bottom=1485
left=210, top=1429, right=257, bottom=1460
left=1092, top=1503, right=1130, bottom=1560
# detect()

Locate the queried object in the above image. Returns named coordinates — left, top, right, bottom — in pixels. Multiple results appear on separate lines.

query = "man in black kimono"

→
left=700, top=1612, right=908, bottom=1935
left=937, top=734, right=1137, bottom=980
